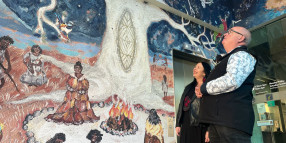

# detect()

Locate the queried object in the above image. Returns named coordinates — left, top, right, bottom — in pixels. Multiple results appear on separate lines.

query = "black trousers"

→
left=208, top=124, right=251, bottom=143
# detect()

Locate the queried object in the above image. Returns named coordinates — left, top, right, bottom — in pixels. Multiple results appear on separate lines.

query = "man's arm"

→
left=4, top=49, right=11, bottom=73
left=201, top=51, right=256, bottom=95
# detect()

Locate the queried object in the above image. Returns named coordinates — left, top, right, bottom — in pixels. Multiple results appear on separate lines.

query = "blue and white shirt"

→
left=206, top=51, right=256, bottom=95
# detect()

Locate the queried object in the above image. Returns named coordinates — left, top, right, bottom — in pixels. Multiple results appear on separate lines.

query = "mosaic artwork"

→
left=2, top=0, right=282, bottom=142
left=0, top=0, right=175, bottom=142
left=233, top=0, right=286, bottom=29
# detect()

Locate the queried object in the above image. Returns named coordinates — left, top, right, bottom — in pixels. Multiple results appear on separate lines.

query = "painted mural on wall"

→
left=0, top=0, right=180, bottom=142
left=233, top=0, right=286, bottom=29
left=154, top=0, right=235, bottom=61
left=0, top=0, right=237, bottom=142
left=148, top=0, right=235, bottom=87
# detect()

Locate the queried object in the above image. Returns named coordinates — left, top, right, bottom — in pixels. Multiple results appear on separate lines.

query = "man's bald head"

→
left=222, top=26, right=252, bottom=53
left=233, top=26, right=251, bottom=46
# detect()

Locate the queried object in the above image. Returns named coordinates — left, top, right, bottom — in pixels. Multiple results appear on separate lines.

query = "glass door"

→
left=250, top=17, right=286, bottom=143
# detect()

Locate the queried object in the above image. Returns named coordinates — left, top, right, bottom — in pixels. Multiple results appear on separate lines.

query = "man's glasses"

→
left=227, top=29, right=244, bottom=37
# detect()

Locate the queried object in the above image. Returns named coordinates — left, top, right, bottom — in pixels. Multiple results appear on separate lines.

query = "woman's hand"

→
left=195, top=86, right=202, bottom=98
left=205, top=131, right=210, bottom=142
left=175, top=127, right=181, bottom=136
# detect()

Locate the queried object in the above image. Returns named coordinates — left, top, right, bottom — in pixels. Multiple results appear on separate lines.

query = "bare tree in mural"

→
left=168, top=0, right=229, bottom=59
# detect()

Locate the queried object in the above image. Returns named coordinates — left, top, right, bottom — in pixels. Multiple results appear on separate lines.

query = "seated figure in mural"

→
left=144, top=109, right=164, bottom=143
left=20, top=45, right=47, bottom=86
left=46, top=61, right=100, bottom=125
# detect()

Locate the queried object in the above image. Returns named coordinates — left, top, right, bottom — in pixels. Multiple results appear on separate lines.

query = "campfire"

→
left=100, top=100, right=138, bottom=136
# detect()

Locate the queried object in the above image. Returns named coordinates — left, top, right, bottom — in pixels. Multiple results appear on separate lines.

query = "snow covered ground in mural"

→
left=11, top=71, right=174, bottom=112
left=26, top=105, right=175, bottom=143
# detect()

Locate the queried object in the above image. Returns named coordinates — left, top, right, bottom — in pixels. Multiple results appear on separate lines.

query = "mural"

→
left=233, top=0, right=286, bottom=29
left=148, top=0, right=235, bottom=89
left=0, top=0, right=175, bottom=142
left=0, top=0, right=239, bottom=142
left=158, top=0, right=234, bottom=58
left=163, top=0, right=286, bottom=30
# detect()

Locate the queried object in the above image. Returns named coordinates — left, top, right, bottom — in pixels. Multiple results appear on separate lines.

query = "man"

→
left=0, top=36, right=14, bottom=89
left=196, top=26, right=256, bottom=143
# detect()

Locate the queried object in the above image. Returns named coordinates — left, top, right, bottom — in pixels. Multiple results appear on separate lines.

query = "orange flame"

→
left=128, top=107, right=133, bottom=119
left=108, top=101, right=134, bottom=119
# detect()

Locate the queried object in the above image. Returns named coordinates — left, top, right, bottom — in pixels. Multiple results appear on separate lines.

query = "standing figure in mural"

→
left=46, top=61, right=100, bottom=125
left=144, top=109, right=164, bottom=143
left=176, top=62, right=211, bottom=143
left=20, top=45, right=47, bottom=86
left=86, top=129, right=103, bottom=143
left=46, top=133, right=66, bottom=143
left=0, top=36, right=14, bottom=89
left=197, top=27, right=256, bottom=143
left=161, top=75, right=168, bottom=97
left=162, top=57, right=168, bottom=71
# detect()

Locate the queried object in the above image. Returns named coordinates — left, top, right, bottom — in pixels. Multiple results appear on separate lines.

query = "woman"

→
left=46, top=61, right=100, bottom=125
left=175, top=62, right=211, bottom=143
left=20, top=45, right=47, bottom=86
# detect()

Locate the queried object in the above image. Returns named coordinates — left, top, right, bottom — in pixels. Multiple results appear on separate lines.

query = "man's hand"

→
left=175, top=127, right=181, bottom=136
left=205, top=131, right=210, bottom=142
left=195, top=86, right=202, bottom=98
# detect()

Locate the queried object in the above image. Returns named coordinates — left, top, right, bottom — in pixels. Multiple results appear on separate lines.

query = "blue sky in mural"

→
left=0, top=0, right=106, bottom=59
left=233, top=0, right=286, bottom=29
left=2, top=0, right=106, bottom=43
